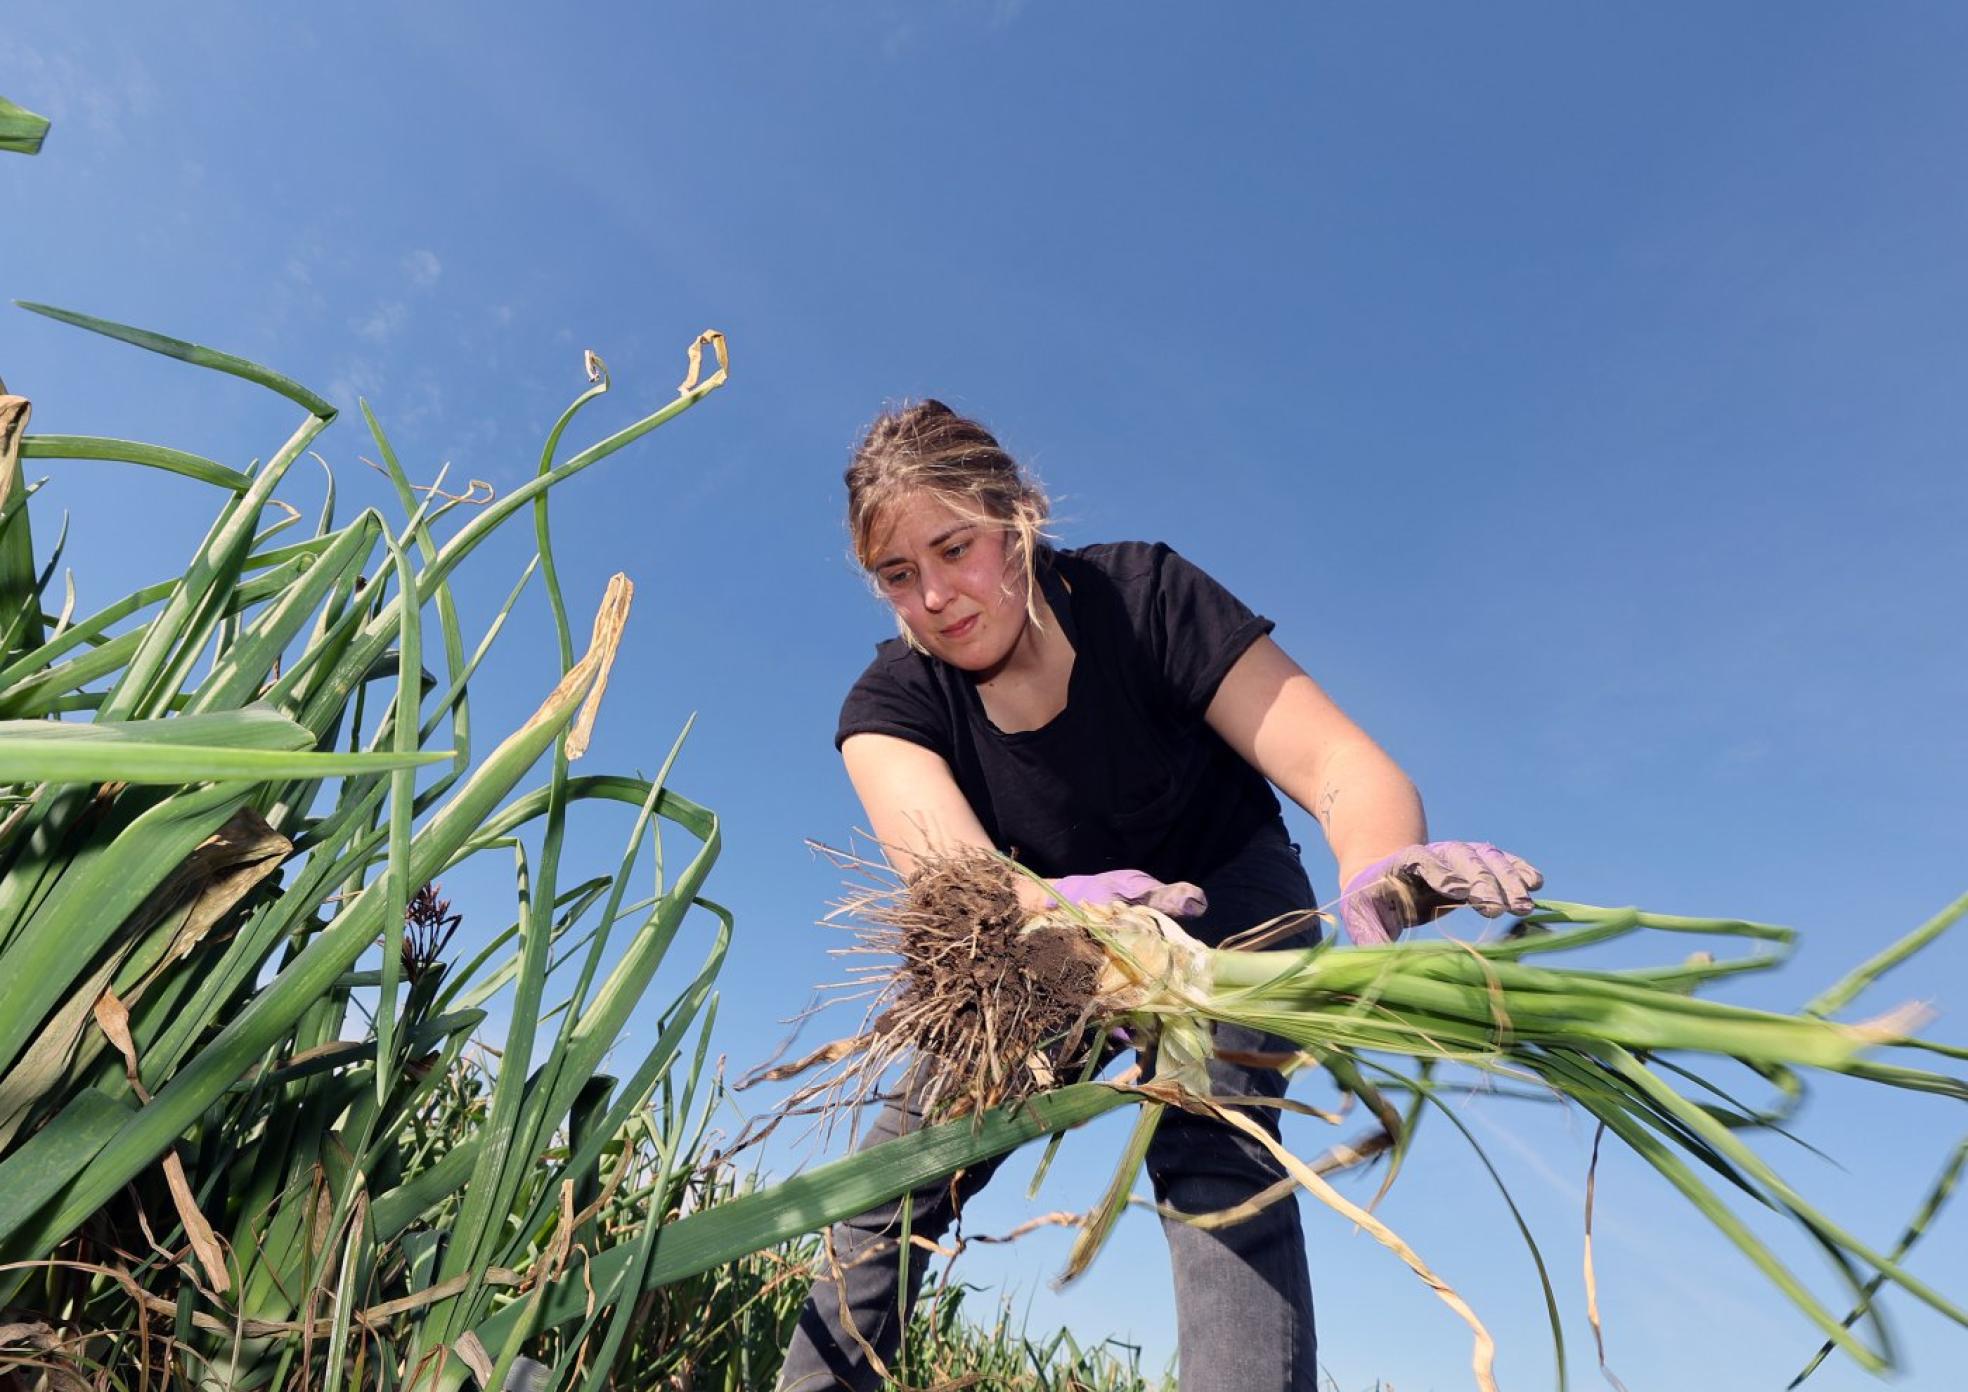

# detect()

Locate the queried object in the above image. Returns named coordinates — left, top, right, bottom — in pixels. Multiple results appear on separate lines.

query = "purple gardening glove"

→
left=1340, top=841, right=1542, bottom=946
left=1049, top=868, right=1209, bottom=919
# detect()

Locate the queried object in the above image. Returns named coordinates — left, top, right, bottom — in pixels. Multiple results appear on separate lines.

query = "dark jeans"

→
left=777, top=825, right=1321, bottom=1392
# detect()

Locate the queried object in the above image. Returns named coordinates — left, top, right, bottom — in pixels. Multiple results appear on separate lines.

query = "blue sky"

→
left=6, top=4, right=1967, bottom=1387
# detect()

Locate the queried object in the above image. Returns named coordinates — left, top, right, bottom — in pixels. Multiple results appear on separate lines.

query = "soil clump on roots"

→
left=862, top=850, right=1107, bottom=1117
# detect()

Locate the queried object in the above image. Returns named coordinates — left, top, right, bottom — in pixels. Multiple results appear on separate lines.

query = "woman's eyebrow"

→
left=873, top=525, right=973, bottom=571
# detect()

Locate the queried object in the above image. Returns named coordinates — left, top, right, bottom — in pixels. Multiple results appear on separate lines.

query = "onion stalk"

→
left=794, top=848, right=1968, bottom=1389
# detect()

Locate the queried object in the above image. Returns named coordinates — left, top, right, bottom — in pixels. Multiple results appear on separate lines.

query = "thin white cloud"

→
left=1718, top=737, right=1773, bottom=770
left=12, top=42, right=140, bottom=142
left=403, top=249, right=443, bottom=288
left=327, top=356, right=385, bottom=410
left=354, top=301, right=409, bottom=343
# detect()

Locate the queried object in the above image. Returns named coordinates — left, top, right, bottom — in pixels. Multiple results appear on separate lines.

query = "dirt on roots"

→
left=854, top=849, right=1108, bottom=1118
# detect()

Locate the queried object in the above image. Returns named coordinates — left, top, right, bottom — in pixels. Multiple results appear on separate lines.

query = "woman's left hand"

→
left=1340, top=841, right=1542, bottom=945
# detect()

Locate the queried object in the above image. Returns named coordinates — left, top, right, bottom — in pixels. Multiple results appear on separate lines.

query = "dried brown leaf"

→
left=92, top=987, right=231, bottom=1294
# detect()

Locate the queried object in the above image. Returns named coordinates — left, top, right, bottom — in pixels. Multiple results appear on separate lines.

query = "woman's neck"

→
left=973, top=591, right=1075, bottom=732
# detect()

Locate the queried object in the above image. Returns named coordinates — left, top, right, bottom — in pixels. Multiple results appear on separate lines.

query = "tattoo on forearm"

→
left=1314, top=783, right=1338, bottom=830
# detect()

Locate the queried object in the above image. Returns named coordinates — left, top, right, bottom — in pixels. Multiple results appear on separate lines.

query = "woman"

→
left=777, top=401, right=1540, bottom=1392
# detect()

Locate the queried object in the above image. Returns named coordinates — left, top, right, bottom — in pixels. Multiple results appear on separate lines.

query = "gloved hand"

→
left=1340, top=841, right=1542, bottom=945
left=1049, top=868, right=1209, bottom=918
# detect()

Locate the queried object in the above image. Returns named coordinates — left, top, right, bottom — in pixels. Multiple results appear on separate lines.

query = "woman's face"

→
left=867, top=491, right=1028, bottom=671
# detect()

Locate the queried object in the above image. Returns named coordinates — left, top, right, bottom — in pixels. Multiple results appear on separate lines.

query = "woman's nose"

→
left=919, top=565, right=953, bottom=611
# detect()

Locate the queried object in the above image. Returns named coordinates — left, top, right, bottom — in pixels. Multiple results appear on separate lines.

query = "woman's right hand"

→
left=1048, top=868, right=1208, bottom=918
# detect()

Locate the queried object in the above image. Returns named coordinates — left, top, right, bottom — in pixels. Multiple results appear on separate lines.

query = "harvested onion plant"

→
left=787, top=846, right=1968, bottom=1388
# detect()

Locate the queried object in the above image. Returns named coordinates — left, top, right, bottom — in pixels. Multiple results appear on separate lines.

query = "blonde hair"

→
left=845, top=400, right=1053, bottom=649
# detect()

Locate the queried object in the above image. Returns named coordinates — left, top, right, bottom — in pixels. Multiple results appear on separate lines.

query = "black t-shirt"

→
left=835, top=541, right=1285, bottom=884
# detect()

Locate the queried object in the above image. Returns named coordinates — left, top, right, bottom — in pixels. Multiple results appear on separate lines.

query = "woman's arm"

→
left=1206, top=635, right=1540, bottom=940
left=840, top=733, right=1055, bottom=911
left=1203, top=635, right=1425, bottom=889
left=840, top=732, right=1000, bottom=875
left=839, top=732, right=1203, bottom=915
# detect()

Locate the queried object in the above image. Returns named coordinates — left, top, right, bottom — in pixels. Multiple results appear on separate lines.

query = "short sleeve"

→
left=835, top=645, right=955, bottom=755
left=1145, top=545, right=1275, bottom=717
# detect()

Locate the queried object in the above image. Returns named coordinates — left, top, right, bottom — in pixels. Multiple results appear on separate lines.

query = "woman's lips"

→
left=940, top=614, right=979, bottom=640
